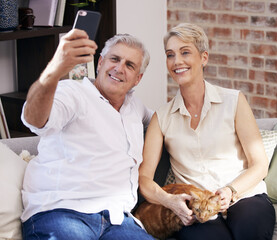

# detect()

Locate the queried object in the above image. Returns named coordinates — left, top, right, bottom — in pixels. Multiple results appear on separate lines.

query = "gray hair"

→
left=100, top=34, right=150, bottom=74
left=164, top=23, right=209, bottom=54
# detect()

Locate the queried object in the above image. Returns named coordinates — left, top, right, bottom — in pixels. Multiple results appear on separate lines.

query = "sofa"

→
left=0, top=118, right=276, bottom=240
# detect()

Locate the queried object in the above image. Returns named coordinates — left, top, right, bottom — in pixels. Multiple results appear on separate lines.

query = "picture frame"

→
left=69, top=57, right=95, bottom=81
left=59, top=32, right=96, bottom=81
left=0, top=98, right=10, bottom=139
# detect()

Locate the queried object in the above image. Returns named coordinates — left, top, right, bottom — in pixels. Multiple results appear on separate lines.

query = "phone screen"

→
left=73, top=10, right=101, bottom=40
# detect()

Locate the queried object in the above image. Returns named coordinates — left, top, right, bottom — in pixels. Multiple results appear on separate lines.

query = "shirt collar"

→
left=170, top=80, right=222, bottom=116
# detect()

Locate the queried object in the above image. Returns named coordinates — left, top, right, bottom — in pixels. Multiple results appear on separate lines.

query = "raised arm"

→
left=139, top=113, right=193, bottom=225
left=24, top=29, right=97, bottom=128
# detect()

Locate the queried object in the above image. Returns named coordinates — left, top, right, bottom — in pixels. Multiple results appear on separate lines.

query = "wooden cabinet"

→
left=0, top=26, right=71, bottom=137
left=0, top=0, right=116, bottom=137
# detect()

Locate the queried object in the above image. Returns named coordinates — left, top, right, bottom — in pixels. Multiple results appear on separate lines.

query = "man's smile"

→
left=109, top=73, right=123, bottom=82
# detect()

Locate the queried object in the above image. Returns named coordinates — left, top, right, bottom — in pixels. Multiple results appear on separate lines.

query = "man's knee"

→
left=23, top=209, right=99, bottom=240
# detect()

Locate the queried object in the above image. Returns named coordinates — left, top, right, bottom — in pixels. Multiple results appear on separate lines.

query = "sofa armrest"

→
left=0, top=136, right=40, bottom=155
left=256, top=118, right=277, bottom=130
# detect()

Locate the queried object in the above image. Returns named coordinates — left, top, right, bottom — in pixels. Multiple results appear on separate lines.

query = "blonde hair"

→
left=164, top=23, right=209, bottom=54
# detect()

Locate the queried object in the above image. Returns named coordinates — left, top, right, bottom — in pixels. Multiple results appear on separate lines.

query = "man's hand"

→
left=43, top=29, right=98, bottom=82
left=24, top=29, right=98, bottom=128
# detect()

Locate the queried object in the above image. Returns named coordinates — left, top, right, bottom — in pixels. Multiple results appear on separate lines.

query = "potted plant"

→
left=71, top=0, right=97, bottom=8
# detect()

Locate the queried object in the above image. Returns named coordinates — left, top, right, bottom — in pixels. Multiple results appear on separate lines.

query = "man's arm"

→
left=24, top=29, right=97, bottom=128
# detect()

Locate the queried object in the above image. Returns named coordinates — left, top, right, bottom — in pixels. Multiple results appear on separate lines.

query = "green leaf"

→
left=70, top=3, right=89, bottom=7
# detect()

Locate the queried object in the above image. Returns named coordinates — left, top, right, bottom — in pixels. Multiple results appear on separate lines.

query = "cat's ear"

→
left=210, top=194, right=221, bottom=203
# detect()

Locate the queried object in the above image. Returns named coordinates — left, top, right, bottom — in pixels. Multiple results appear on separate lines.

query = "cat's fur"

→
left=134, top=183, right=221, bottom=240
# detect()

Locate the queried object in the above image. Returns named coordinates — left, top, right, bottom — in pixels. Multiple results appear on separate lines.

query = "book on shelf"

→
left=54, top=0, right=66, bottom=26
left=0, top=98, right=10, bottom=139
left=29, top=0, right=59, bottom=27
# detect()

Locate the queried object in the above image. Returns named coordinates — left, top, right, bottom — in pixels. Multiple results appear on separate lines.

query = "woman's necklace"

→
left=194, top=114, right=198, bottom=118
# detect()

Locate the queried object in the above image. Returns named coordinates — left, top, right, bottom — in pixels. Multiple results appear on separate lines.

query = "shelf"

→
left=0, top=26, right=72, bottom=41
left=0, top=91, right=27, bottom=100
left=0, top=91, right=30, bottom=136
left=0, top=0, right=116, bottom=137
left=10, top=130, right=36, bottom=138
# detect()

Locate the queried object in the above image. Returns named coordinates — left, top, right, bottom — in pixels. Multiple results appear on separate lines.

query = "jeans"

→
left=22, top=208, right=155, bottom=240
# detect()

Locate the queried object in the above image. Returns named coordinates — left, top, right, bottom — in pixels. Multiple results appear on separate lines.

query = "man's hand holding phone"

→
left=50, top=29, right=98, bottom=78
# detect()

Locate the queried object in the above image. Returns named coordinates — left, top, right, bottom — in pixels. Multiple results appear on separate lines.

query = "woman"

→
left=139, top=23, right=275, bottom=240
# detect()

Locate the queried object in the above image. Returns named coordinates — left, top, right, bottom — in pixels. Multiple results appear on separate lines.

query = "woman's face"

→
left=165, top=36, right=208, bottom=86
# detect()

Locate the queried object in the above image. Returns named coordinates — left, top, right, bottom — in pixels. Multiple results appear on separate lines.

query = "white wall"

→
left=1, top=2, right=168, bottom=110
left=0, top=40, right=17, bottom=94
left=116, top=0, right=167, bottom=111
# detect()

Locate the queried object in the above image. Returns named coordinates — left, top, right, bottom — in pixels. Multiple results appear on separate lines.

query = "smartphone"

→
left=73, top=10, right=101, bottom=40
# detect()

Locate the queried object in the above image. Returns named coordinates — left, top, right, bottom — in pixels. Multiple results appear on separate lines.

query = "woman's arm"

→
left=139, top=113, right=194, bottom=225
left=217, top=92, right=268, bottom=210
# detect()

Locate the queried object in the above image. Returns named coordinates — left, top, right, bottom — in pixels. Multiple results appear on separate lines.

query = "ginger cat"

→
left=134, top=183, right=221, bottom=240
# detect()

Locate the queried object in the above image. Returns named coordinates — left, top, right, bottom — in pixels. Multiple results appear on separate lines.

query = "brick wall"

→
left=167, top=0, right=277, bottom=118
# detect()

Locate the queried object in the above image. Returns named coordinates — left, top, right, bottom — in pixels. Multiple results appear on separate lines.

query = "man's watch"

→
left=226, top=185, right=238, bottom=203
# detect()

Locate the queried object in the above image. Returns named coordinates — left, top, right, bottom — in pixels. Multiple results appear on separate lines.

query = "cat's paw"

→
left=208, top=214, right=218, bottom=220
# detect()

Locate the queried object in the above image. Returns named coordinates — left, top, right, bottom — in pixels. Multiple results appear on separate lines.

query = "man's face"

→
left=95, top=43, right=144, bottom=101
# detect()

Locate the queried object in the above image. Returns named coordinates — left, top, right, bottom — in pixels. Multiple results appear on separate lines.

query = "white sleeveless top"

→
left=156, top=81, right=266, bottom=200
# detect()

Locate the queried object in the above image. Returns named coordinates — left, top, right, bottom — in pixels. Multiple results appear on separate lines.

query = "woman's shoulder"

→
left=156, top=96, right=176, bottom=118
left=212, top=83, right=240, bottom=98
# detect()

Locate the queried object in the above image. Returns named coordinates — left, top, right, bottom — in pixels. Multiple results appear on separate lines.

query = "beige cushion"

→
left=260, top=129, right=277, bottom=164
left=164, top=167, right=176, bottom=185
left=0, top=142, right=27, bottom=240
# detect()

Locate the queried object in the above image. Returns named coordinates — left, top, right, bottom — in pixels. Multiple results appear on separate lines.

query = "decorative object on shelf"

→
left=18, top=7, right=35, bottom=29
left=0, top=0, right=19, bottom=32
left=18, top=0, right=29, bottom=8
left=29, top=0, right=59, bottom=27
left=54, top=0, right=66, bottom=26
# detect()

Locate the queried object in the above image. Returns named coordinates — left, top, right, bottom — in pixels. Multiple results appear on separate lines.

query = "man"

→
left=21, top=29, right=154, bottom=240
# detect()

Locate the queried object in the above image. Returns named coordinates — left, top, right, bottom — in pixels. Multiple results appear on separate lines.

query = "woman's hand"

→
left=216, top=187, right=232, bottom=212
left=166, top=193, right=195, bottom=226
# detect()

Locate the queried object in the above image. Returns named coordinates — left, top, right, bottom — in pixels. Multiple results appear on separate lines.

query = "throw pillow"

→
left=265, top=149, right=277, bottom=203
left=259, top=129, right=277, bottom=164
left=0, top=142, right=27, bottom=240
left=164, top=167, right=176, bottom=185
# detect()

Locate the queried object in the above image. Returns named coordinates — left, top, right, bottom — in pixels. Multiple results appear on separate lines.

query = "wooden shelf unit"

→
left=0, top=26, right=72, bottom=137
left=0, top=0, right=116, bottom=137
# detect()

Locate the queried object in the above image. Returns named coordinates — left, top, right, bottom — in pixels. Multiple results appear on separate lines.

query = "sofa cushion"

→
left=0, top=142, right=27, bottom=240
left=260, top=129, right=277, bottom=164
